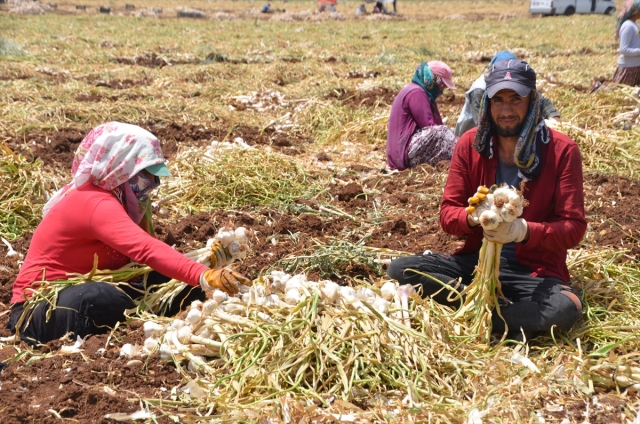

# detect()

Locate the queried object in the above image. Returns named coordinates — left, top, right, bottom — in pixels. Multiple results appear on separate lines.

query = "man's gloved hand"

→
left=199, top=269, right=252, bottom=295
left=210, top=239, right=234, bottom=269
left=484, top=218, right=528, bottom=244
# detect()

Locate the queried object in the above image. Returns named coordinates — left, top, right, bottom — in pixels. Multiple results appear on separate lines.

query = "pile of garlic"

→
left=128, top=272, right=417, bottom=366
left=466, top=184, right=526, bottom=230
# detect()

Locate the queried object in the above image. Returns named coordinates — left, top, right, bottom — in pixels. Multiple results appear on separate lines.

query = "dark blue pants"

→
left=387, top=252, right=582, bottom=336
left=8, top=272, right=205, bottom=346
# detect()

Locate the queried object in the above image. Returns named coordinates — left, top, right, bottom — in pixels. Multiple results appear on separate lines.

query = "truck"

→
left=529, top=0, right=616, bottom=16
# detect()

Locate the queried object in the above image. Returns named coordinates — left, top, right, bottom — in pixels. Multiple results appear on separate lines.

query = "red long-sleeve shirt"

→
left=11, top=184, right=208, bottom=304
left=440, top=128, right=587, bottom=283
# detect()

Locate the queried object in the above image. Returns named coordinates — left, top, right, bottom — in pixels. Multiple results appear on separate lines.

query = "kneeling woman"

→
left=8, top=122, right=248, bottom=346
left=386, top=61, right=458, bottom=171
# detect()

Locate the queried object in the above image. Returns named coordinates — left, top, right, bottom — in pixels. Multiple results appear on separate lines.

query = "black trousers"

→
left=7, top=272, right=206, bottom=346
left=387, top=252, right=582, bottom=335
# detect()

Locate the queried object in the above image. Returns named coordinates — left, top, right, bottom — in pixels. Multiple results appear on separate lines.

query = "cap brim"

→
left=442, top=78, right=456, bottom=90
left=146, top=163, right=172, bottom=177
left=486, top=81, right=531, bottom=98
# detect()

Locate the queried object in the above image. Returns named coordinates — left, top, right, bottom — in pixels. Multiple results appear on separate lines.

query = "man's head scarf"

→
left=616, top=0, right=640, bottom=38
left=42, top=122, right=166, bottom=223
left=411, top=62, right=442, bottom=102
left=472, top=90, right=550, bottom=181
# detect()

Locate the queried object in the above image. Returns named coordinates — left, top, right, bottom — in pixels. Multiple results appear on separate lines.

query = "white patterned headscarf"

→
left=43, top=122, right=166, bottom=217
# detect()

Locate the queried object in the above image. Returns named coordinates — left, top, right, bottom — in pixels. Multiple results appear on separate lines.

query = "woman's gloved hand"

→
left=199, top=269, right=252, bottom=295
left=210, top=239, right=234, bottom=269
left=483, top=218, right=528, bottom=244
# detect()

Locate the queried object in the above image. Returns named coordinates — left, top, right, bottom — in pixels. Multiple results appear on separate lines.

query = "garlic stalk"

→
left=1, top=237, right=18, bottom=257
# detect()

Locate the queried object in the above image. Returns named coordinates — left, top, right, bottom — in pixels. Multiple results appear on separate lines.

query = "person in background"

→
left=614, top=0, right=640, bottom=86
left=318, top=0, right=337, bottom=12
left=261, top=2, right=272, bottom=13
left=7, top=122, right=250, bottom=346
left=388, top=60, right=586, bottom=342
left=356, top=3, right=366, bottom=15
left=386, top=61, right=458, bottom=171
left=455, top=51, right=561, bottom=137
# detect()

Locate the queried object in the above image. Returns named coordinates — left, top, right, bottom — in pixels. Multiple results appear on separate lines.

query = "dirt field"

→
left=1, top=1, right=640, bottom=422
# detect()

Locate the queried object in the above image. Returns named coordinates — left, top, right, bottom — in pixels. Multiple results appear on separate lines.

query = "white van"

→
left=530, top=0, right=616, bottom=16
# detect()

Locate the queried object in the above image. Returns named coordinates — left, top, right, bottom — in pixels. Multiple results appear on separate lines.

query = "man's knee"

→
left=540, top=291, right=582, bottom=331
left=387, top=257, right=415, bottom=282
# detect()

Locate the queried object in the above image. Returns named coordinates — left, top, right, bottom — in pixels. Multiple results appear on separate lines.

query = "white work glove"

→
left=483, top=218, right=528, bottom=244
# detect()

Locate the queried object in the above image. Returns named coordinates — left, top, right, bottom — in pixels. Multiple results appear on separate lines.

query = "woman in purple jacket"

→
left=386, top=61, right=458, bottom=171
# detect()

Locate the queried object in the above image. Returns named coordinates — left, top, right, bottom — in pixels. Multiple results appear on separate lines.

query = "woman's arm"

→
left=89, top=197, right=209, bottom=286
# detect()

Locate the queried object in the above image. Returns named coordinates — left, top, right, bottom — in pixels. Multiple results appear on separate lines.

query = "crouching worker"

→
left=386, top=61, right=458, bottom=171
left=387, top=60, right=586, bottom=342
left=7, top=122, right=250, bottom=346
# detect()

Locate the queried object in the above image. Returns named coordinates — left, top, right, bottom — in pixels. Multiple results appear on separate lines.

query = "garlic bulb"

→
left=501, top=203, right=522, bottom=223
left=507, top=190, right=523, bottom=207
left=479, top=210, right=502, bottom=230
left=215, top=227, right=236, bottom=246
left=211, top=289, right=228, bottom=305
left=356, top=287, right=376, bottom=302
left=143, top=337, right=159, bottom=353
left=339, top=286, right=357, bottom=303
left=285, top=288, right=302, bottom=304
left=202, top=299, right=218, bottom=315
left=285, top=275, right=308, bottom=293
left=492, top=187, right=510, bottom=207
left=320, top=281, right=340, bottom=303
left=380, top=281, right=397, bottom=301
left=143, top=321, right=164, bottom=338
left=186, top=308, right=202, bottom=326
left=177, top=325, right=193, bottom=344
left=372, top=298, right=389, bottom=315
left=234, top=226, right=248, bottom=244
left=171, top=319, right=186, bottom=331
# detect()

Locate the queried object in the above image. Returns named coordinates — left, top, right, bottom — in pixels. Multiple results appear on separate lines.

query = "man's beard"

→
left=494, top=120, right=523, bottom=138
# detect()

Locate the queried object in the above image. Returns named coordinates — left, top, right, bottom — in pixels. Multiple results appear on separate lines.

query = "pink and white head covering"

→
left=43, top=122, right=166, bottom=217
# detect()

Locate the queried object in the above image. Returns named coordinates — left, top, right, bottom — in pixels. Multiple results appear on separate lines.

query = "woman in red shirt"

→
left=8, top=122, right=248, bottom=346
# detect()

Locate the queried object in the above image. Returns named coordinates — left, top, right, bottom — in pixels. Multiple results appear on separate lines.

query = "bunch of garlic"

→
left=466, top=184, right=526, bottom=230
left=185, top=227, right=250, bottom=267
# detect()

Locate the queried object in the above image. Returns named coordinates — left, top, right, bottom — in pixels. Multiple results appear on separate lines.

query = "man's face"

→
left=489, top=89, right=531, bottom=138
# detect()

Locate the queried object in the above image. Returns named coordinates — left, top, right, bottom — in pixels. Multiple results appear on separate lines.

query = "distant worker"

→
left=318, top=0, right=337, bottom=12
left=261, top=2, right=272, bottom=13
left=356, top=4, right=366, bottom=15
left=614, top=1, right=640, bottom=86
left=455, top=51, right=561, bottom=137
left=386, top=61, right=458, bottom=171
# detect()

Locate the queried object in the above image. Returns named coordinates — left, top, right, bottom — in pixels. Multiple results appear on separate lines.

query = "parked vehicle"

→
left=530, top=0, right=616, bottom=16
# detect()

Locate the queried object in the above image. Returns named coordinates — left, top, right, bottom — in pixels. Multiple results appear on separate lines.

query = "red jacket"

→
left=12, top=184, right=208, bottom=304
left=440, top=128, right=587, bottom=283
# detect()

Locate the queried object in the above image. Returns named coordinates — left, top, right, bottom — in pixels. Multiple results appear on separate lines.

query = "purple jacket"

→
left=386, top=83, right=443, bottom=170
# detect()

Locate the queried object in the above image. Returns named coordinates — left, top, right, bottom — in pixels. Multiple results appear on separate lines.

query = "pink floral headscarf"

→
left=43, top=122, right=166, bottom=218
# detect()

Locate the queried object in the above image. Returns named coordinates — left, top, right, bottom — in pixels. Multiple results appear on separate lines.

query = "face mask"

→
left=128, top=172, right=160, bottom=202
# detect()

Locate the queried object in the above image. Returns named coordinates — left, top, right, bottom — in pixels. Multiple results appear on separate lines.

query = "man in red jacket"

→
left=387, top=59, right=586, bottom=342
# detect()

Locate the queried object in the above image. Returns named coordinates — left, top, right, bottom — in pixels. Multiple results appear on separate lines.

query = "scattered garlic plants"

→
left=456, top=184, right=527, bottom=342
left=230, top=90, right=289, bottom=112
left=120, top=272, right=476, bottom=409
